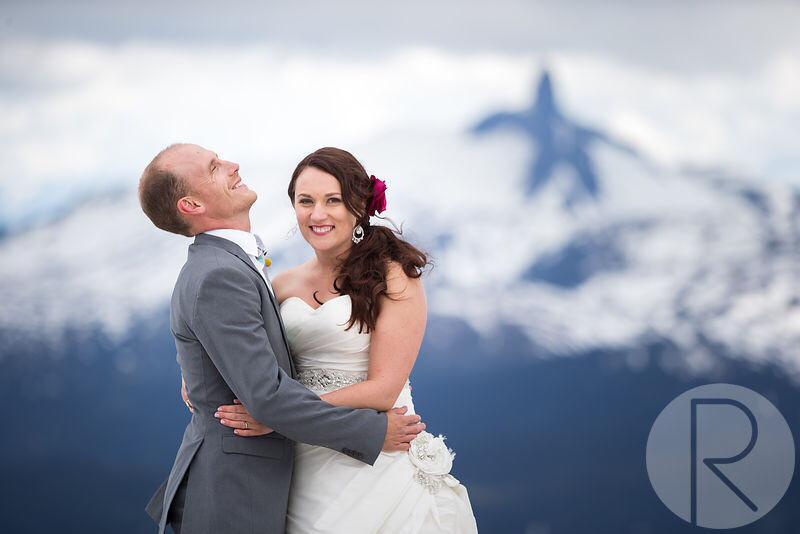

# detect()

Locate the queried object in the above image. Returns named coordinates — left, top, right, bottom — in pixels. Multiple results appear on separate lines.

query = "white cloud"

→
left=0, top=38, right=797, bottom=239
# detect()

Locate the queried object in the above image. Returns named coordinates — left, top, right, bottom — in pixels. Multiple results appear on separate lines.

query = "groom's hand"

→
left=383, top=406, right=425, bottom=452
left=216, top=399, right=274, bottom=437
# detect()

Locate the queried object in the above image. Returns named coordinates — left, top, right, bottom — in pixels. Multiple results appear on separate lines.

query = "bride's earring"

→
left=352, top=225, right=365, bottom=244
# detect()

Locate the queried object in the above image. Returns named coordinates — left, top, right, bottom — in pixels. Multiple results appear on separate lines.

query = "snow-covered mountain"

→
left=2, top=71, right=798, bottom=379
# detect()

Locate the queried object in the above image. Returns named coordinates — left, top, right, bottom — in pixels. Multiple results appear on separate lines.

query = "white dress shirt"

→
left=203, top=229, right=274, bottom=295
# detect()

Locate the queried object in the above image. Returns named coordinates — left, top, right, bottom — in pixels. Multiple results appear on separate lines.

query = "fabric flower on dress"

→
left=408, top=431, right=460, bottom=494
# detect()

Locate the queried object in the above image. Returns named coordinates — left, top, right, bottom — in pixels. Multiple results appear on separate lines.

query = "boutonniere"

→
left=255, top=238, right=272, bottom=267
left=257, top=253, right=272, bottom=268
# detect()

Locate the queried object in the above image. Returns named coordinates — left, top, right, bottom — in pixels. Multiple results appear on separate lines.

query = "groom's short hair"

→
left=138, top=144, right=193, bottom=237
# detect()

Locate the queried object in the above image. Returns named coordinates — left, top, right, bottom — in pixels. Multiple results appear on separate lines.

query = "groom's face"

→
left=164, top=144, right=257, bottom=221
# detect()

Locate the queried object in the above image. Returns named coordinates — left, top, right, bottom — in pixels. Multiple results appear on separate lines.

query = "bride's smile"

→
left=309, top=225, right=334, bottom=235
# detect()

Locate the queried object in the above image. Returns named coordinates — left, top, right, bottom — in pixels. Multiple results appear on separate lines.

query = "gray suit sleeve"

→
left=191, top=264, right=387, bottom=465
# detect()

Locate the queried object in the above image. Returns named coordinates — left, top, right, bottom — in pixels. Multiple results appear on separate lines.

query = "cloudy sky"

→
left=3, top=1, right=799, bottom=71
left=1, top=1, right=799, bottom=229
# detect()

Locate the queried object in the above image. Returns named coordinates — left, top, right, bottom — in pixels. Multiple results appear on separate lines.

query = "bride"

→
left=214, top=147, right=478, bottom=533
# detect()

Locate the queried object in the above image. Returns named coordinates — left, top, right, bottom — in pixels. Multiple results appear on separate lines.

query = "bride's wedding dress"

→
left=281, top=295, right=478, bottom=533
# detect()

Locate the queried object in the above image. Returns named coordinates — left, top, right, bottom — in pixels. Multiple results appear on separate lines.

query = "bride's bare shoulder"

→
left=385, top=261, right=424, bottom=299
left=272, top=261, right=312, bottom=301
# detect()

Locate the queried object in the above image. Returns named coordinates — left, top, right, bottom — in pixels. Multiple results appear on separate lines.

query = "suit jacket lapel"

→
left=192, top=234, right=296, bottom=376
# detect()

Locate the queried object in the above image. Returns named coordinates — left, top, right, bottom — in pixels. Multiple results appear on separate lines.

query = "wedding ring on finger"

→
left=244, top=421, right=249, bottom=430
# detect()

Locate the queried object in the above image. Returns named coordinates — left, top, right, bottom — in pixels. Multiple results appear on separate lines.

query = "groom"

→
left=139, top=143, right=424, bottom=534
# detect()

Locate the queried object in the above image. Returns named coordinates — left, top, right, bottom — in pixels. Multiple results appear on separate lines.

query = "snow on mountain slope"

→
left=1, top=72, right=798, bottom=379
left=428, top=147, right=800, bottom=374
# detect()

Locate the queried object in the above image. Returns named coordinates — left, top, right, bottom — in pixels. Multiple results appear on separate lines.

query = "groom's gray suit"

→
left=145, top=233, right=387, bottom=534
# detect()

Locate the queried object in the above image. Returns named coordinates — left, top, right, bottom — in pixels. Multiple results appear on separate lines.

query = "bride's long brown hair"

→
left=288, top=147, right=430, bottom=333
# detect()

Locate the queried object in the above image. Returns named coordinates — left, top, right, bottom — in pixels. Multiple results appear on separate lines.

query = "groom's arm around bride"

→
left=185, top=254, right=412, bottom=457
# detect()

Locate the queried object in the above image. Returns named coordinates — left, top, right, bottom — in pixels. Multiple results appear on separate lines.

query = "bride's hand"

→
left=215, top=399, right=274, bottom=437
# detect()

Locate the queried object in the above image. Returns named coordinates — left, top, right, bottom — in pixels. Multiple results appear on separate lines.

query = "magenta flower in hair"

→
left=368, top=175, right=388, bottom=216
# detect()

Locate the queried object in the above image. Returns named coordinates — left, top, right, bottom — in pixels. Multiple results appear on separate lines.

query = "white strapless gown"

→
left=281, top=295, right=478, bottom=533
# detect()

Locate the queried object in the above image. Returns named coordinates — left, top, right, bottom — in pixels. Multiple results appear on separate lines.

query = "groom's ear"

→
left=177, top=196, right=205, bottom=217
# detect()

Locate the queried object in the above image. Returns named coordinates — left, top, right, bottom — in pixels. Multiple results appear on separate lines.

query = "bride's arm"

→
left=320, top=262, right=427, bottom=411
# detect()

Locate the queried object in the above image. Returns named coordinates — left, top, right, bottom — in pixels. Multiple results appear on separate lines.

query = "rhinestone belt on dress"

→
left=296, top=368, right=368, bottom=392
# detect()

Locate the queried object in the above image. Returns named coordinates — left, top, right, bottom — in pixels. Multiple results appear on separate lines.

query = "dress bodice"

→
left=280, top=294, right=413, bottom=411
left=281, top=295, right=370, bottom=373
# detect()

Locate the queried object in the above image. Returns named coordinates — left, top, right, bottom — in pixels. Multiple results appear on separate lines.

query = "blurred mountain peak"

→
left=533, top=70, right=556, bottom=115
left=472, top=70, right=640, bottom=207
